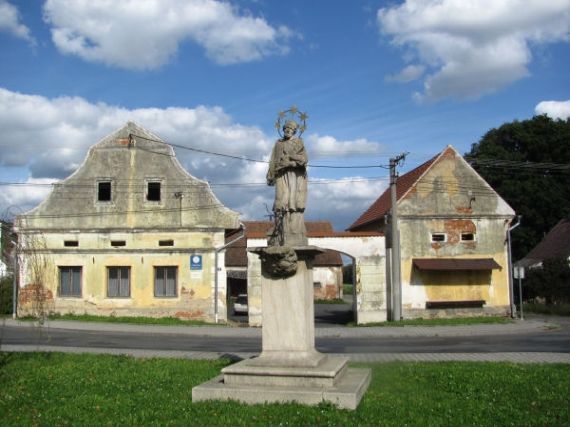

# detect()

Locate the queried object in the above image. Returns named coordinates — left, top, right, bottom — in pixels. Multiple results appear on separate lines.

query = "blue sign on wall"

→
left=190, top=255, right=202, bottom=270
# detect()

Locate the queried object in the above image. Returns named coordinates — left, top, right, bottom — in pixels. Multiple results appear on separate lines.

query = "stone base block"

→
left=222, top=355, right=348, bottom=387
left=192, top=367, right=371, bottom=410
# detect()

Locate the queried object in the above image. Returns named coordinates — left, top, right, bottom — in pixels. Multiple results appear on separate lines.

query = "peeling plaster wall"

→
left=313, top=266, right=342, bottom=300
left=17, top=230, right=228, bottom=320
left=246, top=235, right=386, bottom=326
left=15, top=124, right=239, bottom=320
left=246, top=240, right=264, bottom=326
left=397, top=148, right=514, bottom=318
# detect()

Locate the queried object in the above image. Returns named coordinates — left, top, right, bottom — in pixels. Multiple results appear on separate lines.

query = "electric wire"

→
left=130, top=132, right=387, bottom=169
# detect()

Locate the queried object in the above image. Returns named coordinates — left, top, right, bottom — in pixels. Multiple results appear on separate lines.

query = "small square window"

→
left=59, top=266, right=82, bottom=297
left=431, top=233, right=446, bottom=242
left=154, top=266, right=177, bottom=297
left=461, top=233, right=475, bottom=241
left=147, top=182, right=161, bottom=201
left=98, top=181, right=112, bottom=201
left=108, top=267, right=130, bottom=298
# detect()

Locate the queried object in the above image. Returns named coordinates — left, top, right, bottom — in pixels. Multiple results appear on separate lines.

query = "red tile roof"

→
left=224, top=220, right=381, bottom=267
left=238, top=221, right=382, bottom=239
left=239, top=220, right=333, bottom=239
left=518, top=218, right=570, bottom=266
left=348, top=154, right=439, bottom=231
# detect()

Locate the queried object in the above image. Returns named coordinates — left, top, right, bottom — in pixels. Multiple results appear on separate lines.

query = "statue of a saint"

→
left=267, top=117, right=308, bottom=247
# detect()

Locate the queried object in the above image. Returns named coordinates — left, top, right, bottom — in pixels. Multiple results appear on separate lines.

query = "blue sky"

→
left=1, top=0, right=569, bottom=229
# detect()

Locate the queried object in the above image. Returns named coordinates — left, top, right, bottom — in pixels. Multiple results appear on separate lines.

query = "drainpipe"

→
left=12, top=249, right=18, bottom=319
left=9, top=238, right=18, bottom=319
left=507, top=216, right=521, bottom=318
left=214, top=223, right=245, bottom=323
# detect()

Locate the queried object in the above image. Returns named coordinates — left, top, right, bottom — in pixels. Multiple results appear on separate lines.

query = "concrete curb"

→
left=2, top=318, right=557, bottom=338
left=2, top=345, right=569, bottom=364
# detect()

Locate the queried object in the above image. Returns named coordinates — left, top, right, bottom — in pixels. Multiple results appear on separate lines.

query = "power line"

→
left=466, top=157, right=570, bottom=172
left=0, top=176, right=391, bottom=189
left=130, top=132, right=387, bottom=169
left=16, top=202, right=227, bottom=220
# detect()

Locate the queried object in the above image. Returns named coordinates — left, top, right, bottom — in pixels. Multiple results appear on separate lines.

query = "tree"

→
left=466, top=115, right=570, bottom=260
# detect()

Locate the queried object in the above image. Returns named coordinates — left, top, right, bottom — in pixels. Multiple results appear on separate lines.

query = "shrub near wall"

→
left=524, top=258, right=570, bottom=305
left=0, top=275, right=13, bottom=315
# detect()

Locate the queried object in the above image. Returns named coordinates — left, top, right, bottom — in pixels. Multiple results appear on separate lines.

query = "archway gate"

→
left=246, top=231, right=386, bottom=325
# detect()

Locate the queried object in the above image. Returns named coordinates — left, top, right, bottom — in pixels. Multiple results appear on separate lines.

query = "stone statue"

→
left=267, top=109, right=308, bottom=247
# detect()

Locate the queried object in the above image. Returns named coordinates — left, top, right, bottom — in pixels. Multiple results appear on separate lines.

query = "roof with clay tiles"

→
left=347, top=153, right=439, bottom=231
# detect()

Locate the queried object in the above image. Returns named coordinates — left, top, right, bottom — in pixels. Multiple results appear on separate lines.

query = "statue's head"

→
left=283, top=120, right=298, bottom=137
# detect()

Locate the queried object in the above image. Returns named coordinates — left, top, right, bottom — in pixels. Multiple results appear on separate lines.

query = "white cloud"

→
left=307, top=134, right=384, bottom=158
left=0, top=178, right=54, bottom=217
left=43, top=0, right=295, bottom=69
left=309, top=177, right=386, bottom=230
left=535, top=100, right=570, bottom=120
left=0, top=0, right=35, bottom=44
left=386, top=64, right=425, bottom=83
left=0, top=88, right=381, bottom=230
left=378, top=0, right=570, bottom=101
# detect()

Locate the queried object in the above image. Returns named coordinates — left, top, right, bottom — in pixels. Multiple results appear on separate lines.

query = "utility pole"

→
left=390, top=153, right=407, bottom=321
left=507, top=216, right=521, bottom=318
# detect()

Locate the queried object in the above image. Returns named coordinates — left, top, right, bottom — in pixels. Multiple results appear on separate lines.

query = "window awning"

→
left=413, top=258, right=502, bottom=271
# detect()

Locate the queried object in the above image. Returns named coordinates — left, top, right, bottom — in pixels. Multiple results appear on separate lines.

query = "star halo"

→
left=275, top=106, right=308, bottom=138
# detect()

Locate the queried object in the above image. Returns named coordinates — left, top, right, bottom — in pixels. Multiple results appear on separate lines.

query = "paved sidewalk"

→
left=3, top=345, right=569, bottom=364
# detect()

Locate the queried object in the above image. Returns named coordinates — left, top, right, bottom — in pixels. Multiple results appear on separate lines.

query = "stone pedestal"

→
left=192, top=246, right=371, bottom=410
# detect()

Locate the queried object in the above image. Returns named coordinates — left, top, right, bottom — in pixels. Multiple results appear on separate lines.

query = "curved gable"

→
left=17, top=122, right=239, bottom=230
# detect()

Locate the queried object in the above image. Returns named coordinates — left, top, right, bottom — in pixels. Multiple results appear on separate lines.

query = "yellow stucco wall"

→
left=401, top=252, right=510, bottom=310
left=15, top=123, right=239, bottom=320
left=17, top=230, right=225, bottom=320
left=396, top=147, right=513, bottom=317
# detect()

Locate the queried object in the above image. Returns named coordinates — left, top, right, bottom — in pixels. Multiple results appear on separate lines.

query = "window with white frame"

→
left=461, top=232, right=476, bottom=242
left=98, top=181, right=112, bottom=202
left=154, top=266, right=177, bottom=297
left=431, top=233, right=446, bottom=243
left=59, top=266, right=82, bottom=297
left=147, top=182, right=161, bottom=201
left=108, top=267, right=131, bottom=298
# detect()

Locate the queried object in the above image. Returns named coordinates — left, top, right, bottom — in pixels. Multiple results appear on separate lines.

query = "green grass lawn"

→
left=13, top=313, right=515, bottom=328
left=350, top=316, right=513, bottom=327
left=17, top=313, right=217, bottom=326
left=1, top=352, right=568, bottom=426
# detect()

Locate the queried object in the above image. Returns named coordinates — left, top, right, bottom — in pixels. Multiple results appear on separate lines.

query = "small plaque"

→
left=190, top=255, right=202, bottom=270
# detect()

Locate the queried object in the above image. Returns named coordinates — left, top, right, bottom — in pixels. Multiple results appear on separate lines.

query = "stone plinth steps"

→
left=192, top=354, right=371, bottom=410
left=192, top=246, right=371, bottom=409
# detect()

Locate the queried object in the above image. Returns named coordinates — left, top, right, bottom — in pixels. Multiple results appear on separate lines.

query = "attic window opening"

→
left=159, top=240, right=174, bottom=247
left=111, top=240, right=126, bottom=247
left=431, top=233, right=446, bottom=243
left=64, top=240, right=79, bottom=247
left=98, top=181, right=112, bottom=201
left=147, top=182, right=161, bottom=201
left=461, top=233, right=475, bottom=242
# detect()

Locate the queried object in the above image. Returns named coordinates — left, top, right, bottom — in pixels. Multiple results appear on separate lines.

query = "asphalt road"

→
left=2, top=324, right=569, bottom=354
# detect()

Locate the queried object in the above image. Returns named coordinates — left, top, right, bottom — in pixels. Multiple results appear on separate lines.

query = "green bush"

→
left=0, top=275, right=14, bottom=315
left=524, top=258, right=570, bottom=305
